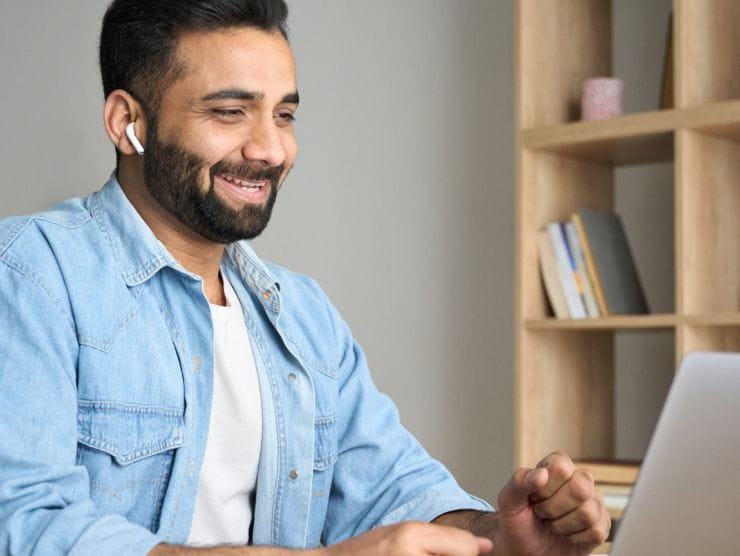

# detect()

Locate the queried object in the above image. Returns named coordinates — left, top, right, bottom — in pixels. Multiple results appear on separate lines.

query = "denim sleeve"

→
left=0, top=259, right=162, bottom=555
left=319, top=296, right=493, bottom=546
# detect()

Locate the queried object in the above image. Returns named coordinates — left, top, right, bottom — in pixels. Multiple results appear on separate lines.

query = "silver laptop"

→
left=611, top=351, right=740, bottom=556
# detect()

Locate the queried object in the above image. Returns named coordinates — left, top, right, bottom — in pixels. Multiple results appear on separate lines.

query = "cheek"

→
left=282, top=134, right=298, bottom=165
left=190, top=134, right=241, bottom=163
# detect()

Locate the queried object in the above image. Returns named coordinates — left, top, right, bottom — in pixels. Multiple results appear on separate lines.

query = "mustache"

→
left=210, top=161, right=284, bottom=186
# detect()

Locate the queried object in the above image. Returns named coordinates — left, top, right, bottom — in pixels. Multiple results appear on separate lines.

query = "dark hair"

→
left=99, top=0, right=289, bottom=115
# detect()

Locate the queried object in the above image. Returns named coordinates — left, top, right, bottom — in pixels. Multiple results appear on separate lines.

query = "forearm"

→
left=149, top=544, right=309, bottom=556
left=433, top=510, right=499, bottom=545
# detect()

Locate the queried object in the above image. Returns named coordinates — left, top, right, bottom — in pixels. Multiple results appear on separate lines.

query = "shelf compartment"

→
left=517, top=330, right=614, bottom=467
left=525, top=314, right=678, bottom=331
left=521, top=99, right=740, bottom=166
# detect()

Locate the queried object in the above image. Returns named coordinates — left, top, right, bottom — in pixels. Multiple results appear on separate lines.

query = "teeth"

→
left=220, top=174, right=263, bottom=190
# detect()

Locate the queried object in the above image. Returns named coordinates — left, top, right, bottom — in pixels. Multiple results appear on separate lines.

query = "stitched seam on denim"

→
left=313, top=417, right=337, bottom=470
left=155, top=298, right=188, bottom=540
left=227, top=243, right=278, bottom=289
left=90, top=477, right=164, bottom=492
left=91, top=190, right=169, bottom=286
left=313, top=417, right=337, bottom=471
left=90, top=190, right=123, bottom=276
left=282, top=331, right=337, bottom=378
left=247, top=311, right=285, bottom=545
left=77, top=400, right=183, bottom=416
left=21, top=213, right=92, bottom=230
left=0, top=217, right=31, bottom=256
left=125, top=258, right=170, bottom=285
left=78, top=435, right=184, bottom=463
left=0, top=254, right=77, bottom=337
left=224, top=251, right=281, bottom=313
left=314, top=416, right=335, bottom=426
left=76, top=286, right=144, bottom=351
left=150, top=462, right=171, bottom=532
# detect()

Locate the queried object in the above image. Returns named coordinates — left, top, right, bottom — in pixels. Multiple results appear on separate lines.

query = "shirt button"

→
left=194, top=354, right=201, bottom=374
left=287, top=373, right=297, bottom=382
left=263, top=290, right=272, bottom=301
left=289, top=469, right=299, bottom=480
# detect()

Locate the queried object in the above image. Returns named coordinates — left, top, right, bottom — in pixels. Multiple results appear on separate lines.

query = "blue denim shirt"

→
left=0, top=175, right=491, bottom=555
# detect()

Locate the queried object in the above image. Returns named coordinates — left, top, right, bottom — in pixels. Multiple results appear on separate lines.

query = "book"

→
left=565, top=221, right=600, bottom=317
left=572, top=209, right=649, bottom=315
left=547, top=222, right=586, bottom=319
left=576, top=460, right=640, bottom=485
left=538, top=230, right=569, bottom=318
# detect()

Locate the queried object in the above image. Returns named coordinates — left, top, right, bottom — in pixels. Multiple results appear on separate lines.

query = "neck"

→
left=117, top=162, right=228, bottom=306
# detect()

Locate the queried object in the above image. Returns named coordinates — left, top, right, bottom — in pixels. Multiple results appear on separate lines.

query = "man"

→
left=0, top=0, right=609, bottom=554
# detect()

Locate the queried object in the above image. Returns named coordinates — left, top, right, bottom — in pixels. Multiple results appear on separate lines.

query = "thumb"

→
left=497, top=467, right=548, bottom=516
left=476, top=536, right=493, bottom=554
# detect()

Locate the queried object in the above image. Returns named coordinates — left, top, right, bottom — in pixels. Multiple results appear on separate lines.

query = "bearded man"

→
left=0, top=1, right=609, bottom=554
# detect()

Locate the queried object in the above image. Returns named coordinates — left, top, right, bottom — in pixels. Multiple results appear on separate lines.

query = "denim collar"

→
left=90, top=172, right=280, bottom=304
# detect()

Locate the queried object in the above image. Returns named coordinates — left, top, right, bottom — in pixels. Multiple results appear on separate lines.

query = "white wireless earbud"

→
left=125, top=122, right=145, bottom=155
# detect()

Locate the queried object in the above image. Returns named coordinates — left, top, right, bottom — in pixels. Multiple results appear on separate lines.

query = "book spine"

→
left=538, top=230, right=569, bottom=318
left=547, top=222, right=586, bottom=319
left=565, top=221, right=600, bottom=317
left=572, top=214, right=609, bottom=316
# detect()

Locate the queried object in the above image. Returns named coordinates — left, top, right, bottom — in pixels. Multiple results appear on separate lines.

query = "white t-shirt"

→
left=187, top=276, right=262, bottom=546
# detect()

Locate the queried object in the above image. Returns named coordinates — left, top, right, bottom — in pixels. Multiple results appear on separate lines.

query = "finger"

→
left=477, top=536, right=494, bottom=554
left=543, top=499, right=604, bottom=536
left=529, top=451, right=577, bottom=502
left=532, top=468, right=598, bottom=520
left=497, top=467, right=548, bottom=515
left=565, top=507, right=611, bottom=548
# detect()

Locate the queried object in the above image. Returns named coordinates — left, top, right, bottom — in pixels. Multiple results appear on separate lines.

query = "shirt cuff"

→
left=377, top=490, right=494, bottom=528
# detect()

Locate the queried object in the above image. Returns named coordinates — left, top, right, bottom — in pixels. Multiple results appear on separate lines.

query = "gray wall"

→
left=613, top=0, right=675, bottom=459
left=0, top=0, right=676, bottom=509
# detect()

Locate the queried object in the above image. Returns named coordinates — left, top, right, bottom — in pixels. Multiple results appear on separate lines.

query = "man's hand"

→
left=494, top=451, right=610, bottom=555
left=150, top=523, right=491, bottom=556
left=317, top=521, right=492, bottom=556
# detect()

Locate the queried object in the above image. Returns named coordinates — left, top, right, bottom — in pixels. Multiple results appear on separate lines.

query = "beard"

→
left=142, top=124, right=282, bottom=244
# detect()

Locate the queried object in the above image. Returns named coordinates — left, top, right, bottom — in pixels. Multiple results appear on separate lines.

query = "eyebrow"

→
left=201, top=88, right=299, bottom=104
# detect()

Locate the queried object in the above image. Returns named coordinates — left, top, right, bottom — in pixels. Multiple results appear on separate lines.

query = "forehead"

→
left=171, top=27, right=296, bottom=99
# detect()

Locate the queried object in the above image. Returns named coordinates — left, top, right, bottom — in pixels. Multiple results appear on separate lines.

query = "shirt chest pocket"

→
left=76, top=401, right=185, bottom=533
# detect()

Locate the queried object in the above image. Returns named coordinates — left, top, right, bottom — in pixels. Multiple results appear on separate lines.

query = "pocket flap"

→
left=77, top=401, right=185, bottom=465
left=314, top=416, right=337, bottom=471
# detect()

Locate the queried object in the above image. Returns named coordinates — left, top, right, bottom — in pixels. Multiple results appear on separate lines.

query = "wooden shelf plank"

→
left=682, top=313, right=740, bottom=327
left=526, top=313, right=740, bottom=330
left=525, top=314, right=678, bottom=331
left=521, top=98, right=740, bottom=165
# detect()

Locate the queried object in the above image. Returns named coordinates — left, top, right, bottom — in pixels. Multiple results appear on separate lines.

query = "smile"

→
left=215, top=173, right=271, bottom=205
left=218, top=173, right=267, bottom=192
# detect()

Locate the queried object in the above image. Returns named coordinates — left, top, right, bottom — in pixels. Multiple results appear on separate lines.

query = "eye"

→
left=211, top=108, right=245, bottom=119
left=275, top=111, right=296, bottom=126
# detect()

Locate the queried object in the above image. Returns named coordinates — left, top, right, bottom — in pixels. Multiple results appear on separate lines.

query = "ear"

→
left=103, top=90, right=149, bottom=156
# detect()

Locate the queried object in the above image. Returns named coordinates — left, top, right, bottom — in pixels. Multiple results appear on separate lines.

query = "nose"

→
left=241, top=114, right=287, bottom=168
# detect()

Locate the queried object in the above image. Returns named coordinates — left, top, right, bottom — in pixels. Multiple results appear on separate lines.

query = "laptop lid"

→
left=611, top=351, right=740, bottom=556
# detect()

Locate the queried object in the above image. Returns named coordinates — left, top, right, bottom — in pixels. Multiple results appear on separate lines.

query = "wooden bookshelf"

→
left=515, top=0, right=740, bottom=474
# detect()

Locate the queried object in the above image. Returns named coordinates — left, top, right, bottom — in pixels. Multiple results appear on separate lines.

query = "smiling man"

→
left=0, top=1, right=609, bottom=555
